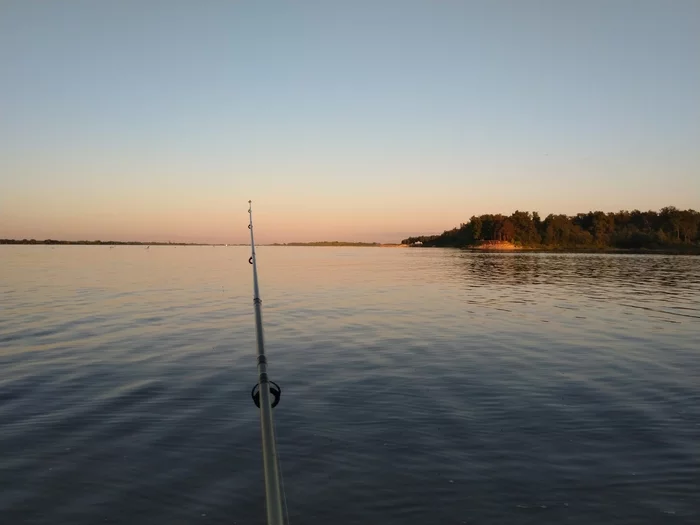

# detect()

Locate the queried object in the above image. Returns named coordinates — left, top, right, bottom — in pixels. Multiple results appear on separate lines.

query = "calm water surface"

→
left=1, top=246, right=699, bottom=524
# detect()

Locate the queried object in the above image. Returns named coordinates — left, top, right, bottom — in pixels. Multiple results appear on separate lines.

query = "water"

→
left=1, top=246, right=699, bottom=524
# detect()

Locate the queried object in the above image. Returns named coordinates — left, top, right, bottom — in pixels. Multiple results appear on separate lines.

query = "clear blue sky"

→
left=1, top=1, right=698, bottom=243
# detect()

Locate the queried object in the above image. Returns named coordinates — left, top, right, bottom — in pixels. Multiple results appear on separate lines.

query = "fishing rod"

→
left=247, top=200, right=286, bottom=525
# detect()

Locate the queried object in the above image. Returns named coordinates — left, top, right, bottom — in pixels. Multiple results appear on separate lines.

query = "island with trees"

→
left=402, top=207, right=700, bottom=253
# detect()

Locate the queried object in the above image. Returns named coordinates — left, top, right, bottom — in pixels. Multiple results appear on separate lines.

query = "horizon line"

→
left=0, top=238, right=397, bottom=246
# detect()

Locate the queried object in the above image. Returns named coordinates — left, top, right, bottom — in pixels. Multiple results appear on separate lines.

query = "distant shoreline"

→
left=3, top=239, right=697, bottom=254
left=0, top=239, right=403, bottom=247
left=269, top=242, right=405, bottom=247
left=0, top=239, right=242, bottom=246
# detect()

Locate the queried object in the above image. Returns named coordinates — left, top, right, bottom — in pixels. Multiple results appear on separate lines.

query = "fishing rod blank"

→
left=247, top=200, right=286, bottom=525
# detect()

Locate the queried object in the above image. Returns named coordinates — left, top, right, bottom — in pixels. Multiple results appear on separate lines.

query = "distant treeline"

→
left=272, top=241, right=380, bottom=247
left=0, top=239, right=210, bottom=246
left=402, top=207, right=700, bottom=251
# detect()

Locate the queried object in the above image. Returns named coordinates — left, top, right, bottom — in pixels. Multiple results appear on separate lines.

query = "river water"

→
left=1, top=246, right=699, bottom=524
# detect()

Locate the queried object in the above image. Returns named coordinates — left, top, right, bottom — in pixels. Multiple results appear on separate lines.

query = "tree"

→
left=470, top=216, right=482, bottom=241
left=661, top=206, right=682, bottom=241
left=679, top=209, right=699, bottom=243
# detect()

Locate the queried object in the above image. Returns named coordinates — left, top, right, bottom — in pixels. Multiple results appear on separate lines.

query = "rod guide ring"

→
left=251, top=381, right=281, bottom=409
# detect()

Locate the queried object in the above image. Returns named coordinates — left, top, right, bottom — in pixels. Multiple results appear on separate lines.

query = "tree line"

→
left=402, top=207, right=700, bottom=250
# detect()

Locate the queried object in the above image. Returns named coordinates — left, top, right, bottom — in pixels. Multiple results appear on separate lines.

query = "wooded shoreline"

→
left=402, top=207, right=700, bottom=254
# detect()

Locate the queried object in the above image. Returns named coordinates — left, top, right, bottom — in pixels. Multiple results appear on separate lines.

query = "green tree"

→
left=470, top=216, right=482, bottom=241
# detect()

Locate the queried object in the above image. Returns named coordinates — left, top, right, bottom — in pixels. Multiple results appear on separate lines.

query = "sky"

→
left=1, top=1, right=699, bottom=244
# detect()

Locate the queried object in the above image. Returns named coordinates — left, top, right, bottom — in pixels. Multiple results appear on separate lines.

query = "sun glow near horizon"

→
left=1, top=2, right=698, bottom=243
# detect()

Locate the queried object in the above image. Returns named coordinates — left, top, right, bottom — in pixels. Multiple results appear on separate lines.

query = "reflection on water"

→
left=0, top=246, right=699, bottom=524
left=459, top=253, right=698, bottom=321
left=463, top=252, right=692, bottom=289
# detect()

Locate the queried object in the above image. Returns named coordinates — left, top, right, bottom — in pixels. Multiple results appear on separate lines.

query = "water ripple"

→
left=0, top=246, right=698, bottom=524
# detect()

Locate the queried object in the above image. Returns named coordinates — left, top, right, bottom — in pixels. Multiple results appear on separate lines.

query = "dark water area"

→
left=1, top=246, right=699, bottom=524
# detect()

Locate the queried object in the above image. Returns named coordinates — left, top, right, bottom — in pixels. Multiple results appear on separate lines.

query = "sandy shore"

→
left=470, top=241, right=520, bottom=250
